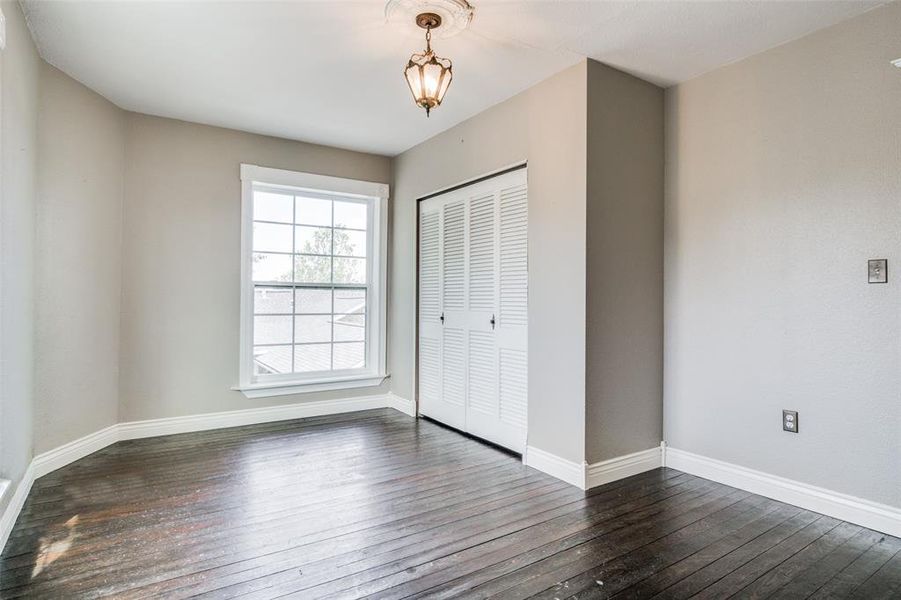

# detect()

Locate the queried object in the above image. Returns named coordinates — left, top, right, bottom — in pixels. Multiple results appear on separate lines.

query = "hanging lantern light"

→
left=403, top=13, right=453, bottom=117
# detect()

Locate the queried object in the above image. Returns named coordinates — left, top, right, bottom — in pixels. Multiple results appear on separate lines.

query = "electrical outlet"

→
left=783, top=410, right=798, bottom=433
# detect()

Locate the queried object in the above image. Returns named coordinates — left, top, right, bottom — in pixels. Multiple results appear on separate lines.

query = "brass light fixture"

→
left=403, top=13, right=453, bottom=117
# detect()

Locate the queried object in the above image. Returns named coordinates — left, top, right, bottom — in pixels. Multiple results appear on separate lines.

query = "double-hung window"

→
left=237, top=165, right=388, bottom=397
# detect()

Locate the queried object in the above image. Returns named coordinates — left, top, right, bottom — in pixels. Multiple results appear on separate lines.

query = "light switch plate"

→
left=0, top=8, right=6, bottom=51
left=868, top=259, right=887, bottom=284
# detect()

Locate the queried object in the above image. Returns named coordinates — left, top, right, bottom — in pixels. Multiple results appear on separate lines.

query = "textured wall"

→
left=119, top=115, right=391, bottom=421
left=0, top=0, right=40, bottom=513
left=585, top=60, right=664, bottom=463
left=34, top=63, right=125, bottom=453
left=664, top=2, right=901, bottom=506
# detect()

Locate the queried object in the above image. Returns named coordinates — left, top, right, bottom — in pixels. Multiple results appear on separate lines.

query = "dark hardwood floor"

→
left=1, top=409, right=898, bottom=599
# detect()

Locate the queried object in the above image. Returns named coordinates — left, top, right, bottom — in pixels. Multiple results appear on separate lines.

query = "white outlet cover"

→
left=0, top=7, right=6, bottom=50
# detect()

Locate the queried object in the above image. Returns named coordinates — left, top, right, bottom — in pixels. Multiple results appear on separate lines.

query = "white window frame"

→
left=235, top=164, right=389, bottom=398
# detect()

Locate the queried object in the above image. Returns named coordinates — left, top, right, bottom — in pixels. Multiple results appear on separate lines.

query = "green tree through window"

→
left=251, top=226, right=361, bottom=283
left=294, top=227, right=360, bottom=283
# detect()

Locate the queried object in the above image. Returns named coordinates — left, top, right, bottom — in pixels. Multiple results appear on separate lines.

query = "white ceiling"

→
left=22, top=0, right=882, bottom=156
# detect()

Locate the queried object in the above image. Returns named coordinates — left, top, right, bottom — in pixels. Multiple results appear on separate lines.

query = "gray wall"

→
left=34, top=63, right=125, bottom=452
left=585, top=60, right=664, bottom=463
left=0, top=0, right=39, bottom=512
left=119, top=114, right=392, bottom=421
left=664, top=2, right=901, bottom=507
left=392, top=63, right=588, bottom=464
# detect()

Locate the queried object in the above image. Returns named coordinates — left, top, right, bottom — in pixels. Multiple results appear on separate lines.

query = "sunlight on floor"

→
left=32, top=514, right=80, bottom=579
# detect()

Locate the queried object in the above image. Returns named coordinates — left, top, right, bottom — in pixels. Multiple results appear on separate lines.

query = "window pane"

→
left=295, top=255, right=332, bottom=284
left=254, top=191, right=293, bottom=223
left=294, top=315, right=332, bottom=344
left=295, top=197, right=332, bottom=227
left=294, top=343, right=331, bottom=372
left=333, top=257, right=366, bottom=284
left=254, top=286, right=292, bottom=314
left=295, top=226, right=332, bottom=255
left=334, top=228, right=366, bottom=257
left=334, top=288, right=366, bottom=314
left=253, top=345, right=292, bottom=375
left=253, top=253, right=293, bottom=283
left=254, top=315, right=292, bottom=345
left=334, top=342, right=365, bottom=370
left=334, top=314, right=365, bottom=341
left=253, top=222, right=293, bottom=253
left=295, top=288, right=331, bottom=314
left=334, top=201, right=367, bottom=230
left=247, top=185, right=375, bottom=381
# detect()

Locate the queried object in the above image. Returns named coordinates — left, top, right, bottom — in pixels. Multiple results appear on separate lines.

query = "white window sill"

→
left=232, top=373, right=388, bottom=399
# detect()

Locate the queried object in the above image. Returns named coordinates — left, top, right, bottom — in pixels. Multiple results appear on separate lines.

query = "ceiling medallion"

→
left=387, top=0, right=474, bottom=117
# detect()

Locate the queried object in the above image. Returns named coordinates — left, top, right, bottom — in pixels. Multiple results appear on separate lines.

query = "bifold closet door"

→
left=465, top=175, right=528, bottom=452
left=417, top=168, right=528, bottom=453
left=418, top=200, right=464, bottom=430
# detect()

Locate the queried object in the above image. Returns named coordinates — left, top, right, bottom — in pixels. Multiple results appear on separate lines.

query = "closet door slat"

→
left=499, top=184, right=528, bottom=329
left=468, top=193, right=496, bottom=313
left=442, top=201, right=466, bottom=312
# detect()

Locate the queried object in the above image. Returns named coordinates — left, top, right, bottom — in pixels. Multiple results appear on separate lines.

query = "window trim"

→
left=236, top=164, right=389, bottom=397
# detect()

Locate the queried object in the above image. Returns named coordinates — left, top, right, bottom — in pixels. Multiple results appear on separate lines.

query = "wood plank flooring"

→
left=0, top=409, right=898, bottom=599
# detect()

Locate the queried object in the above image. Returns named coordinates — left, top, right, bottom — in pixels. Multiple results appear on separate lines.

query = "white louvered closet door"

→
left=418, top=199, right=466, bottom=430
left=418, top=168, right=528, bottom=453
left=437, top=199, right=467, bottom=429
left=492, top=176, right=529, bottom=451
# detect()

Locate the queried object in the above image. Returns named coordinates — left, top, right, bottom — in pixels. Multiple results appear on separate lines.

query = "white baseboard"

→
left=586, top=444, right=664, bottom=489
left=524, top=445, right=665, bottom=490
left=385, top=392, right=417, bottom=417
left=116, top=393, right=395, bottom=441
left=0, top=465, right=35, bottom=553
left=0, top=392, right=414, bottom=553
left=524, top=446, right=586, bottom=488
left=33, top=425, right=120, bottom=478
left=666, top=447, right=901, bottom=538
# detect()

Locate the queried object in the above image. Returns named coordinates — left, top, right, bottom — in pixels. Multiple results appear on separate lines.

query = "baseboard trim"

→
left=666, top=447, right=901, bottom=538
left=116, top=393, right=396, bottom=441
left=524, top=444, right=665, bottom=490
left=385, top=392, right=417, bottom=417
left=0, top=465, right=35, bottom=553
left=33, top=425, right=120, bottom=479
left=524, top=446, right=586, bottom=488
left=1, top=392, right=415, bottom=553
left=586, top=444, right=664, bottom=489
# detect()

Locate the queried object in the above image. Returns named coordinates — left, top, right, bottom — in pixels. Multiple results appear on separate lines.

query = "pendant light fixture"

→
left=403, top=12, right=453, bottom=117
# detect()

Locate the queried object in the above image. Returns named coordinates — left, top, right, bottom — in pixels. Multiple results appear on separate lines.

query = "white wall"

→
left=119, top=114, right=392, bottom=421
left=0, top=0, right=39, bottom=512
left=665, top=2, right=901, bottom=507
left=392, top=63, right=588, bottom=464
left=34, top=63, right=125, bottom=453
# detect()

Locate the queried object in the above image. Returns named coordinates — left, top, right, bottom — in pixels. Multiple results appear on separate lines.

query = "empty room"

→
left=0, top=0, right=898, bottom=597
